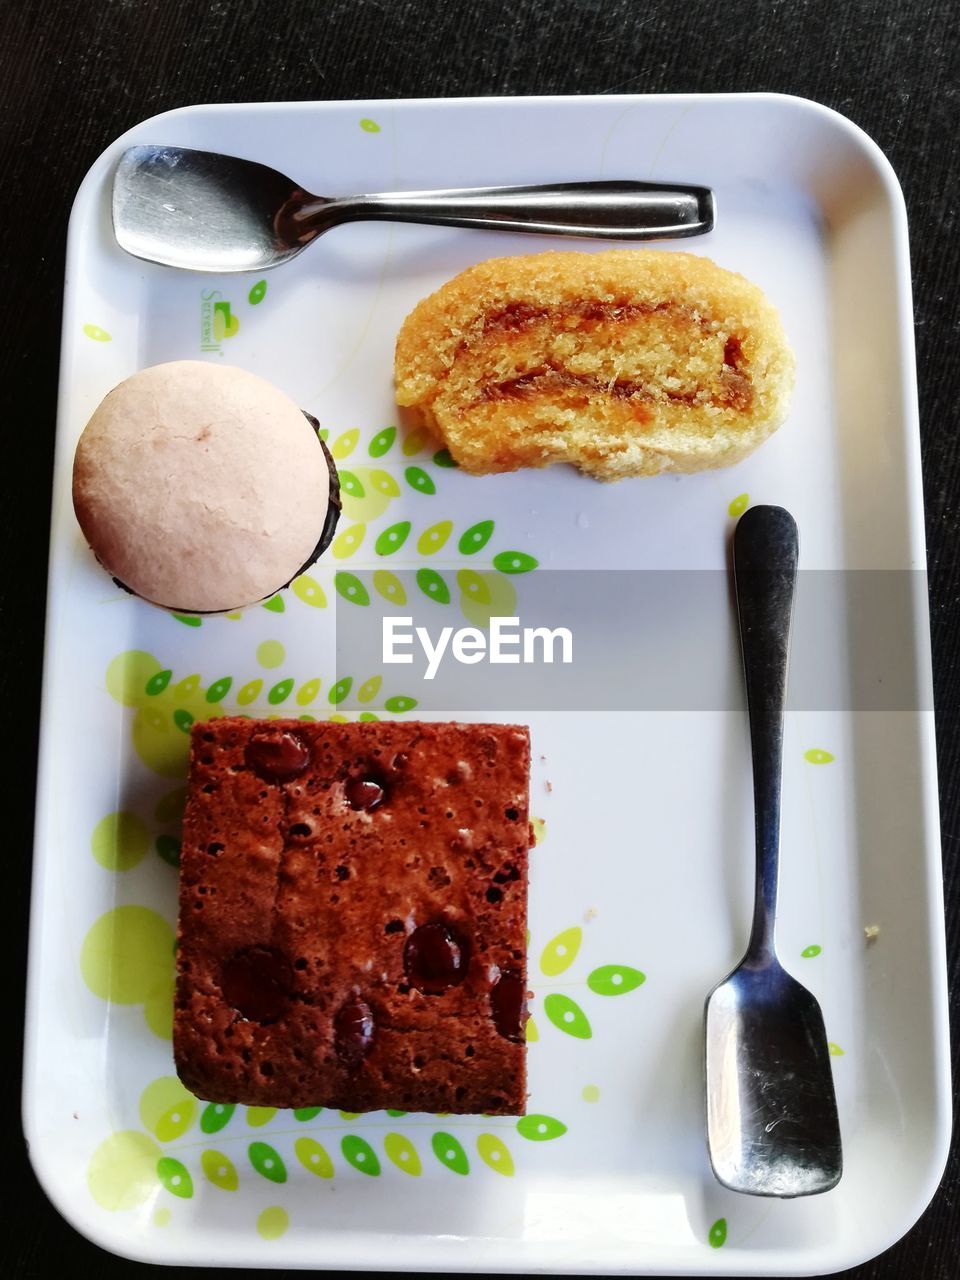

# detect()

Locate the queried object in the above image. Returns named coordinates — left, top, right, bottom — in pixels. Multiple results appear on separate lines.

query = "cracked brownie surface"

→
left=174, top=717, right=531, bottom=1114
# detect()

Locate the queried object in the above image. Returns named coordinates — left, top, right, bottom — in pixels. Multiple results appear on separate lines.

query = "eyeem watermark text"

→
left=383, top=616, right=573, bottom=680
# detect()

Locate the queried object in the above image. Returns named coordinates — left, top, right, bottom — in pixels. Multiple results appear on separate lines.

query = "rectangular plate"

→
left=24, top=94, right=949, bottom=1274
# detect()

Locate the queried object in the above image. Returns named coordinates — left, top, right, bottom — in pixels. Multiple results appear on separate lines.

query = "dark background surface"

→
left=3, top=0, right=958, bottom=1276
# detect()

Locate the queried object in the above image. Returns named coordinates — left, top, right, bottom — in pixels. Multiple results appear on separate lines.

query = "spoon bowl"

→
left=113, top=147, right=303, bottom=272
left=706, top=960, right=842, bottom=1197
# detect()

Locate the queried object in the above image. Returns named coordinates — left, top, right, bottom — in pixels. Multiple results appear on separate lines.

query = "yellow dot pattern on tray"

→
left=402, top=426, right=430, bottom=455
left=292, top=574, right=327, bottom=608
left=374, top=570, right=406, bottom=604
left=87, top=1131, right=161, bottom=1211
left=296, top=678, right=321, bottom=706
left=360, top=117, right=381, bottom=133
left=331, top=427, right=359, bottom=459
left=139, top=1076, right=197, bottom=1140
left=256, top=640, right=285, bottom=669
left=728, top=493, right=749, bottom=518
left=458, top=570, right=516, bottom=629
left=582, top=1084, right=600, bottom=1103
left=805, top=748, right=835, bottom=764
left=540, top=926, right=582, bottom=976
left=238, top=679, right=263, bottom=706
left=80, top=905, right=174, bottom=1004
left=154, top=1207, right=171, bottom=1227
left=105, top=650, right=161, bottom=706
left=531, top=816, right=546, bottom=846
left=333, top=523, right=365, bottom=559
left=257, top=1206, right=289, bottom=1240
left=357, top=675, right=382, bottom=703
left=143, top=980, right=175, bottom=1040
left=83, top=323, right=112, bottom=341
left=91, top=811, right=150, bottom=871
left=476, top=1133, right=514, bottom=1176
left=417, top=520, right=453, bottom=555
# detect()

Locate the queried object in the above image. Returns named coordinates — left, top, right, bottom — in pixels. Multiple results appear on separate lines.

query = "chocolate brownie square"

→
left=174, top=718, right=530, bottom=1114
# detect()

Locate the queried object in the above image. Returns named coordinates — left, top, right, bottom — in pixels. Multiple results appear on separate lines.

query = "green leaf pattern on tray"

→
left=85, top=421, right=752, bottom=1231
left=432, top=1132, right=469, bottom=1175
left=293, top=1107, right=323, bottom=1122
left=248, top=1141, right=286, bottom=1182
left=368, top=426, right=396, bottom=457
left=532, top=925, right=645, bottom=1041
left=404, top=465, right=436, bottom=494
left=334, top=571, right=370, bottom=605
left=544, top=993, right=592, bottom=1039
left=154, top=834, right=180, bottom=867
left=586, top=965, right=646, bottom=996
left=205, top=675, right=233, bottom=703
left=97, top=427, right=544, bottom=642
left=200, top=1103, right=235, bottom=1134
left=267, top=677, right=294, bottom=705
left=375, top=520, right=412, bottom=555
left=341, top=1134, right=380, bottom=1176
left=458, top=519, right=495, bottom=554
left=157, top=1156, right=193, bottom=1199
left=89, top=1080, right=582, bottom=1211
left=492, top=550, right=538, bottom=575
left=516, top=1115, right=567, bottom=1142
left=416, top=567, right=451, bottom=604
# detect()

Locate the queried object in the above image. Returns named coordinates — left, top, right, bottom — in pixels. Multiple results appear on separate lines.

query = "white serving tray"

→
left=23, top=94, right=949, bottom=1274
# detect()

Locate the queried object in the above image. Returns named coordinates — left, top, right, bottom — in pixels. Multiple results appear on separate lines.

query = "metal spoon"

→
left=111, top=145, right=716, bottom=273
left=705, top=505, right=842, bottom=1198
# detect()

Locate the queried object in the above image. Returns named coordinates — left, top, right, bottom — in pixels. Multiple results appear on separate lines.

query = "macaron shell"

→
left=72, top=361, right=331, bottom=612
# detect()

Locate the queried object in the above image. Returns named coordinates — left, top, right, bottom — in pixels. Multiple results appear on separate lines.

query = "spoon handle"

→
left=291, top=181, right=714, bottom=241
left=733, top=506, right=800, bottom=963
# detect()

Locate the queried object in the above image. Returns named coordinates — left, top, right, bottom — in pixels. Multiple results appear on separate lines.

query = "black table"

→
left=5, top=1, right=958, bottom=1276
